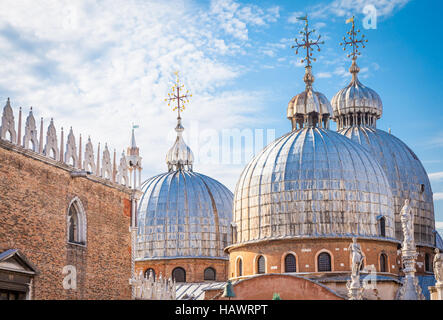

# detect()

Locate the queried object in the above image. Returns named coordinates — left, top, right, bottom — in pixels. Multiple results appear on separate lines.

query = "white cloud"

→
left=429, top=172, right=443, bottom=181
left=0, top=0, right=278, bottom=190
left=433, top=193, right=443, bottom=201
left=436, top=221, right=443, bottom=229
left=310, top=0, right=410, bottom=19
left=317, top=72, right=332, bottom=79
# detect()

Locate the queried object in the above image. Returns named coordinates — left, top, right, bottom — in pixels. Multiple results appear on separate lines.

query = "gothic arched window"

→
left=380, top=253, right=387, bottom=272
left=257, top=255, right=265, bottom=274
left=67, top=197, right=86, bottom=245
left=237, top=258, right=243, bottom=277
left=317, top=252, right=332, bottom=272
left=172, top=267, right=186, bottom=283
left=204, top=267, right=216, bottom=281
left=284, top=254, right=297, bottom=273
left=145, top=268, right=156, bottom=280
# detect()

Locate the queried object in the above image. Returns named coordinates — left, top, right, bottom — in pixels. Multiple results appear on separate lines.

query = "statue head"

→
left=435, top=248, right=440, bottom=254
left=404, top=199, right=410, bottom=206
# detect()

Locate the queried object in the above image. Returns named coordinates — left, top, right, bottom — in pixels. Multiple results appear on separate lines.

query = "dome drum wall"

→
left=233, top=127, right=396, bottom=244
left=227, top=237, right=400, bottom=278
left=137, top=170, right=233, bottom=260
left=339, top=126, right=435, bottom=246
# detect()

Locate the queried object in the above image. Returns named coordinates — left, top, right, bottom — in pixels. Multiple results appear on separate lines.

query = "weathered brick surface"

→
left=228, top=238, right=401, bottom=278
left=135, top=258, right=228, bottom=283
left=0, top=142, right=132, bottom=299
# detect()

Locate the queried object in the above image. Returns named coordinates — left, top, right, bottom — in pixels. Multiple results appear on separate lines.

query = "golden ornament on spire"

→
left=164, top=71, right=192, bottom=119
left=291, top=15, right=324, bottom=68
left=340, top=16, right=368, bottom=60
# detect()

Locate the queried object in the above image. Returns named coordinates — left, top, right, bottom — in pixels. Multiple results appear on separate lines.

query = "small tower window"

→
left=172, top=267, right=186, bottom=283
left=257, top=255, right=265, bottom=274
left=318, top=252, right=331, bottom=272
left=425, top=253, right=432, bottom=272
left=380, top=253, right=387, bottom=272
left=378, top=216, right=386, bottom=237
left=204, top=267, right=216, bottom=281
left=237, top=258, right=243, bottom=277
left=284, top=254, right=297, bottom=273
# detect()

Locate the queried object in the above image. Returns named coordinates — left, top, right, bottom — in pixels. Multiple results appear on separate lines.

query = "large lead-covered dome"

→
left=136, top=114, right=233, bottom=260
left=233, top=127, right=395, bottom=244
left=137, top=170, right=233, bottom=259
left=339, top=126, right=434, bottom=245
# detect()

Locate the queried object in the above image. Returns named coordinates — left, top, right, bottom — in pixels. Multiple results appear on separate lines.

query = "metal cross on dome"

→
left=340, top=16, right=368, bottom=60
left=292, top=15, right=324, bottom=68
left=165, top=71, right=192, bottom=119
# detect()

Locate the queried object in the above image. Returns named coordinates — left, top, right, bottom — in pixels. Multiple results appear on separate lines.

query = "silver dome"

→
left=233, top=127, right=395, bottom=244
left=339, top=126, right=435, bottom=245
left=137, top=170, right=233, bottom=259
left=331, top=60, right=382, bottom=127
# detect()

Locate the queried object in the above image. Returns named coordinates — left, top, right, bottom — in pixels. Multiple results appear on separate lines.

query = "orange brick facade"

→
left=208, top=274, right=344, bottom=300
left=135, top=258, right=228, bottom=283
left=0, top=140, right=133, bottom=299
left=227, top=238, right=401, bottom=278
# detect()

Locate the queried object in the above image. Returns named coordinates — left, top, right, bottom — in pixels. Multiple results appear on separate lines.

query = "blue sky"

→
left=0, top=0, right=442, bottom=233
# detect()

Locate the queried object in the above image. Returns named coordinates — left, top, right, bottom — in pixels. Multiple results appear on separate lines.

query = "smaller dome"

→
left=287, top=90, right=332, bottom=118
left=331, top=59, right=383, bottom=119
left=166, top=118, right=194, bottom=171
left=287, top=66, right=333, bottom=130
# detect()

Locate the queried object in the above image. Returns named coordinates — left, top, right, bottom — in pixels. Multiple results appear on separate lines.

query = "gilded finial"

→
left=340, top=16, right=368, bottom=60
left=291, top=15, right=324, bottom=69
left=164, top=71, right=192, bottom=120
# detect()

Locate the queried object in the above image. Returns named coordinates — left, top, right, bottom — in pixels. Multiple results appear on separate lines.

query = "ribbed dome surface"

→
left=339, top=126, right=435, bottom=245
left=137, top=170, right=233, bottom=259
left=233, top=127, right=395, bottom=244
left=287, top=90, right=333, bottom=118
left=331, top=78, right=383, bottom=118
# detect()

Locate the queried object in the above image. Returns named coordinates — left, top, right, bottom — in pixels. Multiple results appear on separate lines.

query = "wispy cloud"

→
left=0, top=0, right=279, bottom=190
left=434, top=193, right=443, bottom=201
left=310, top=0, right=411, bottom=19
left=429, top=172, right=443, bottom=182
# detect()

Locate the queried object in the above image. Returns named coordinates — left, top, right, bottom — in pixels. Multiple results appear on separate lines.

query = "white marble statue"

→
left=434, top=248, right=443, bottom=284
left=349, top=237, right=364, bottom=277
left=400, top=199, right=414, bottom=247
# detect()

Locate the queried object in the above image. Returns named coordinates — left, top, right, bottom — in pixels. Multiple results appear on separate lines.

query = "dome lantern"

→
left=164, top=71, right=194, bottom=172
left=287, top=15, right=333, bottom=131
left=331, top=17, right=382, bottom=130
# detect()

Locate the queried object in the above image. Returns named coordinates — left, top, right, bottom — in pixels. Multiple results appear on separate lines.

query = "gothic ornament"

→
left=43, top=118, right=60, bottom=160
left=64, top=127, right=78, bottom=167
left=101, top=144, right=112, bottom=179
left=83, top=137, right=96, bottom=174
left=0, top=98, right=17, bottom=143
left=23, top=108, right=39, bottom=151
left=116, top=151, right=129, bottom=186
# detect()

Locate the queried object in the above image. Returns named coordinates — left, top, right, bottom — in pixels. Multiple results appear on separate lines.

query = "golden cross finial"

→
left=165, top=71, right=192, bottom=119
left=291, top=15, right=324, bottom=68
left=340, top=16, right=368, bottom=60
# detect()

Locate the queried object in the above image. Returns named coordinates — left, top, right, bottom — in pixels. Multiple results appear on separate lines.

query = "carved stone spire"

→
left=126, top=126, right=142, bottom=189
left=39, top=117, right=44, bottom=154
left=116, top=150, right=129, bottom=186
left=43, top=118, right=60, bottom=160
left=83, top=137, right=96, bottom=174
left=0, top=98, right=17, bottom=143
left=64, top=127, right=78, bottom=167
left=101, top=143, right=112, bottom=179
left=23, top=107, right=39, bottom=151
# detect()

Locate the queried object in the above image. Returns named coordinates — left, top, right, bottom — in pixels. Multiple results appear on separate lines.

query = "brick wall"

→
left=0, top=141, right=132, bottom=299
left=136, top=258, right=228, bottom=283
